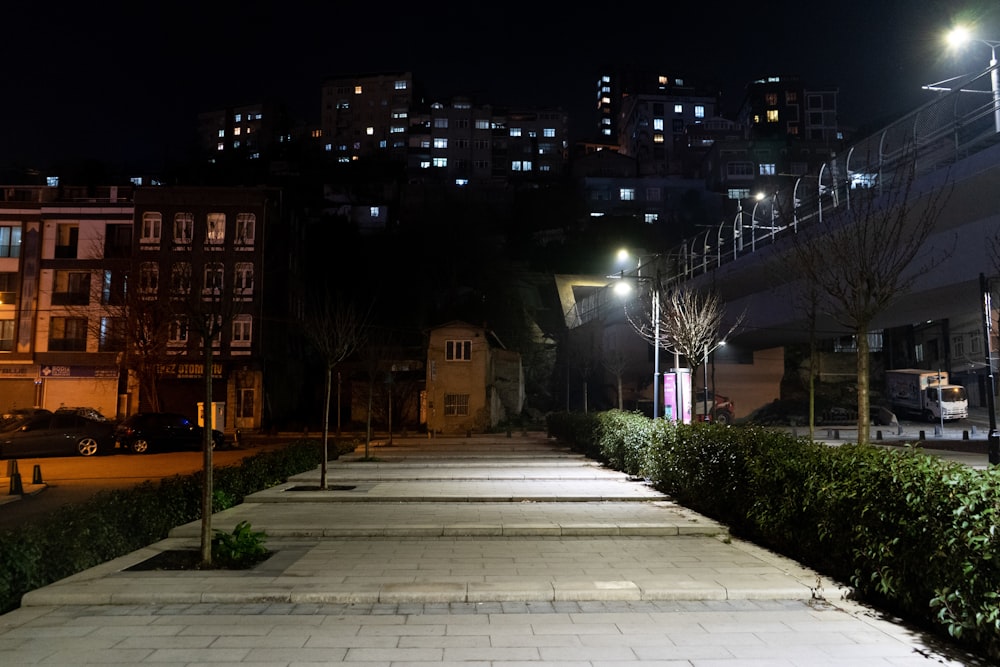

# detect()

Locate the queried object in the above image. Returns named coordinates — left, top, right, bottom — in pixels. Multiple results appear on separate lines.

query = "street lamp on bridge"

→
left=944, top=26, right=1000, bottom=133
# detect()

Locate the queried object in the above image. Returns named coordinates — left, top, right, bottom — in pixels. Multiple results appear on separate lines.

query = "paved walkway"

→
left=0, top=433, right=982, bottom=664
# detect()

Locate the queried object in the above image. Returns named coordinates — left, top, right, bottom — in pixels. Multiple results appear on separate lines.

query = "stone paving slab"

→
left=3, top=432, right=988, bottom=665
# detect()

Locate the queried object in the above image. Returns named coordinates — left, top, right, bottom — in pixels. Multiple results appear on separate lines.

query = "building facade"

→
left=423, top=321, right=523, bottom=434
left=320, top=71, right=414, bottom=163
left=0, top=184, right=134, bottom=415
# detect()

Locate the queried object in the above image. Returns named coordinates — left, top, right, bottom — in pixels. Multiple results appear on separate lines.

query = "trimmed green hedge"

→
left=0, top=439, right=329, bottom=614
left=547, top=409, right=1000, bottom=660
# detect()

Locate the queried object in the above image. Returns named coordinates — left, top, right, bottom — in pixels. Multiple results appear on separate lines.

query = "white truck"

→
left=884, top=369, right=968, bottom=422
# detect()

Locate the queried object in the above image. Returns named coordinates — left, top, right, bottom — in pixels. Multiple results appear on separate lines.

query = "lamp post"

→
left=946, top=26, right=1000, bottom=133
left=980, top=273, right=999, bottom=465
left=613, top=250, right=669, bottom=420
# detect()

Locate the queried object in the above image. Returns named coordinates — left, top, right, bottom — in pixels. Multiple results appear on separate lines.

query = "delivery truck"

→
left=884, top=369, right=968, bottom=422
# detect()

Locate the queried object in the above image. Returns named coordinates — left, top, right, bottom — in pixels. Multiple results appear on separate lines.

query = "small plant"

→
left=211, top=521, right=268, bottom=568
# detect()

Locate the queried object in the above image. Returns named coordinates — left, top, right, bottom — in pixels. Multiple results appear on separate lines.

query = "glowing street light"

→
left=946, top=25, right=1000, bottom=133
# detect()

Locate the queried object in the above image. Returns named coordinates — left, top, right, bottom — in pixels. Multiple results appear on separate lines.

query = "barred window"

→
left=444, top=393, right=469, bottom=416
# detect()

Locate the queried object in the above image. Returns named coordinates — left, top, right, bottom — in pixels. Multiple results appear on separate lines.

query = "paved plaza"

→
left=0, top=433, right=985, bottom=665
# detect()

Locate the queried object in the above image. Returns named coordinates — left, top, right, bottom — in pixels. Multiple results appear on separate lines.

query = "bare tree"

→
left=625, top=284, right=742, bottom=420
left=301, top=294, right=369, bottom=488
left=356, top=326, right=394, bottom=458
left=602, top=329, right=630, bottom=410
left=170, top=253, right=249, bottom=566
left=785, top=155, right=952, bottom=444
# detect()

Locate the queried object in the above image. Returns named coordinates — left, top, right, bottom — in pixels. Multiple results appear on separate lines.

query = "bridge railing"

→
left=668, top=65, right=1000, bottom=285
left=576, top=65, right=1000, bottom=327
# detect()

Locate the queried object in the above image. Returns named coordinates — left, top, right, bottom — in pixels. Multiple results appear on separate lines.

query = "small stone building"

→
left=423, top=321, right=523, bottom=434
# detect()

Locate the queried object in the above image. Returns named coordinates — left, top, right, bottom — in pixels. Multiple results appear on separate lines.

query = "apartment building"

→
left=320, top=71, right=414, bottom=163
left=407, top=96, right=570, bottom=185
left=736, top=75, right=841, bottom=142
left=131, top=187, right=282, bottom=431
left=0, top=185, right=134, bottom=414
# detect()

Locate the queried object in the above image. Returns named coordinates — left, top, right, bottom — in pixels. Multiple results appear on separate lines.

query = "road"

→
left=0, top=438, right=301, bottom=530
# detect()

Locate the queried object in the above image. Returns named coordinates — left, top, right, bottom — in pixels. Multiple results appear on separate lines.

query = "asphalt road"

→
left=0, top=438, right=300, bottom=530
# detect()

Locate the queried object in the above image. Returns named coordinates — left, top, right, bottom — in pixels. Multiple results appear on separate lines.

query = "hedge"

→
left=0, top=439, right=330, bottom=614
left=547, top=409, right=1000, bottom=660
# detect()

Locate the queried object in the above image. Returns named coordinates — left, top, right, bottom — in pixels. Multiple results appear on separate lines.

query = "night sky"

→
left=3, top=1, right=998, bottom=173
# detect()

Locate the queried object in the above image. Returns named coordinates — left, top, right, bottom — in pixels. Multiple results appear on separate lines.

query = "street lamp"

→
left=613, top=251, right=669, bottom=420
left=945, top=26, right=1000, bottom=133
left=980, top=273, right=999, bottom=465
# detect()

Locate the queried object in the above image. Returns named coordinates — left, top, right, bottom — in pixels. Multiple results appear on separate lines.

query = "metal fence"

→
left=667, top=65, right=1000, bottom=283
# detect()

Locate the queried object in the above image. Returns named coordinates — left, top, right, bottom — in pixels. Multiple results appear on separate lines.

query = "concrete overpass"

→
left=564, top=65, right=1000, bottom=416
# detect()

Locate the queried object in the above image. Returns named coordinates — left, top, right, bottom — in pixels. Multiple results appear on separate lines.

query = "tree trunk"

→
left=321, top=364, right=331, bottom=489
left=856, top=328, right=871, bottom=444
left=200, top=343, right=214, bottom=566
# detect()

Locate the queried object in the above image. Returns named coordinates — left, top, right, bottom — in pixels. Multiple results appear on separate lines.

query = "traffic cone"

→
left=9, top=471, right=23, bottom=495
left=32, top=464, right=43, bottom=484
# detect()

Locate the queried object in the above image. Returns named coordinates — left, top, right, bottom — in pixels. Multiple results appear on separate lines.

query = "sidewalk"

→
left=0, top=433, right=980, bottom=665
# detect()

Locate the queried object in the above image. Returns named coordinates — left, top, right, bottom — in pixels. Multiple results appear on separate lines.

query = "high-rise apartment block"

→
left=320, top=72, right=415, bottom=163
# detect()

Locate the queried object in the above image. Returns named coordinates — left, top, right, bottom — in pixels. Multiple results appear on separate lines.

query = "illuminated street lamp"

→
left=613, top=252, right=661, bottom=419
left=945, top=25, right=1000, bottom=133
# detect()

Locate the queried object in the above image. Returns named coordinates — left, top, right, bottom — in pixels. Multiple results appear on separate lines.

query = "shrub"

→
left=0, top=439, right=324, bottom=615
left=552, top=411, right=1000, bottom=660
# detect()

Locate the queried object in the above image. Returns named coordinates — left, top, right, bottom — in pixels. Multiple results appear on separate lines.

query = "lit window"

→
left=234, top=114, right=242, bottom=122
left=173, top=212, right=193, bottom=245
left=216, top=142, right=224, bottom=151
left=140, top=212, right=161, bottom=244
left=390, top=125, right=405, bottom=133
left=366, top=126, right=374, bottom=136
left=206, top=213, right=225, bottom=246
left=445, top=339, right=471, bottom=361
left=694, top=105, right=705, bottom=118
left=759, top=163, right=776, bottom=175
left=510, top=128, right=521, bottom=137
left=434, top=118, right=448, bottom=128
left=394, top=80, right=407, bottom=90
left=444, top=393, right=470, bottom=416
left=620, top=188, right=635, bottom=201
left=475, top=119, right=490, bottom=129
left=674, top=104, right=683, bottom=113
left=217, top=129, right=224, bottom=138
left=0, top=226, right=21, bottom=258
left=370, top=206, right=380, bottom=217
left=233, top=127, right=241, bottom=136
left=354, top=85, right=362, bottom=94
left=653, top=119, right=664, bottom=131
left=432, top=157, right=447, bottom=168
left=644, top=213, right=659, bottom=223
left=653, top=133, right=664, bottom=144
left=767, top=109, right=779, bottom=122
left=434, top=138, right=448, bottom=149
left=543, top=128, right=555, bottom=137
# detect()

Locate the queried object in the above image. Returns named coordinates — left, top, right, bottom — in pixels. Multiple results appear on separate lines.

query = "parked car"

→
left=0, top=411, right=115, bottom=458
left=115, top=412, right=224, bottom=454
left=693, top=390, right=735, bottom=425
left=1, top=408, right=52, bottom=433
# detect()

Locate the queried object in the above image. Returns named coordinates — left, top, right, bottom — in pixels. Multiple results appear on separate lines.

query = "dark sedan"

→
left=0, top=412, right=115, bottom=458
left=115, top=412, right=224, bottom=454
